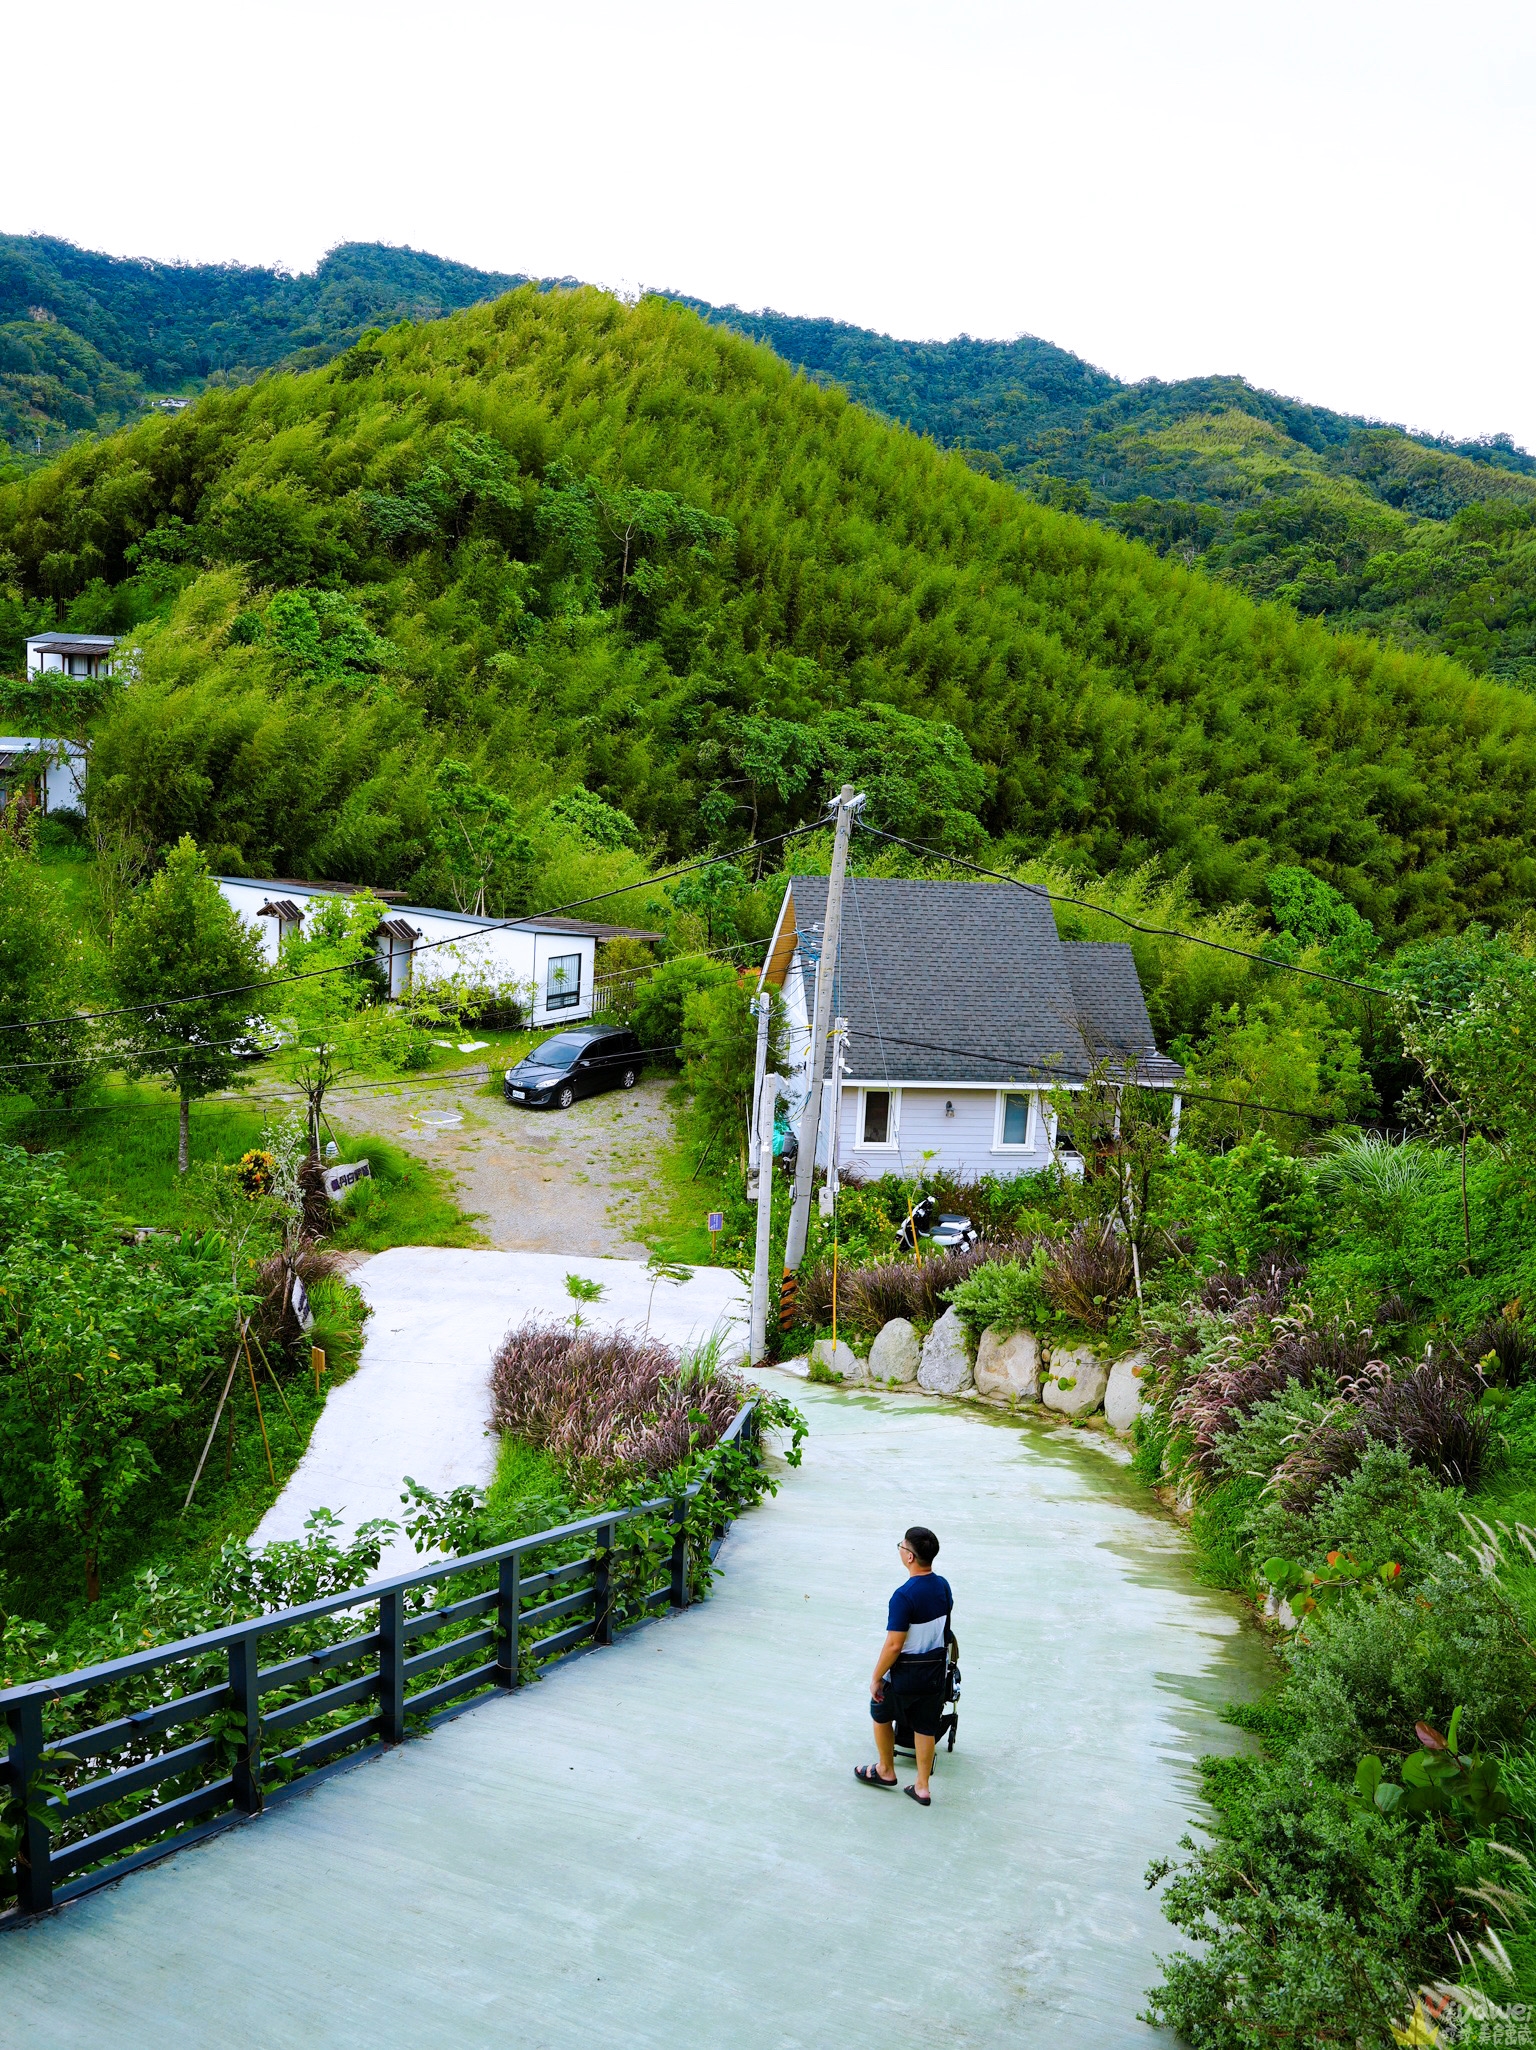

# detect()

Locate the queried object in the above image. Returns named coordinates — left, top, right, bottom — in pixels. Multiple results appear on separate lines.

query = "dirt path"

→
left=355, top=1070, right=680, bottom=1256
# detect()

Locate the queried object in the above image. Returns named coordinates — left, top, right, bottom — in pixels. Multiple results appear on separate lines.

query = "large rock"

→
left=974, top=1327, right=1041, bottom=1402
left=777, top=1355, right=811, bottom=1379
left=917, top=1307, right=974, bottom=1396
left=1042, top=1343, right=1108, bottom=1418
left=811, top=1337, right=861, bottom=1380
left=1104, top=1352, right=1150, bottom=1433
left=867, top=1318, right=921, bottom=1384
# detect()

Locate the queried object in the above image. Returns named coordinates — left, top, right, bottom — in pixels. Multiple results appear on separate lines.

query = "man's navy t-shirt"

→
left=888, top=1573, right=953, bottom=1660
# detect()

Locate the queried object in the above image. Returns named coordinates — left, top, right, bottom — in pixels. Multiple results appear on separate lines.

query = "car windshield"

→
left=528, top=1035, right=590, bottom=1068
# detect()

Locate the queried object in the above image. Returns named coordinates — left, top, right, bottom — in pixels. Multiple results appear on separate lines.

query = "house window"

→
left=861, top=1088, right=897, bottom=1147
left=546, top=952, right=582, bottom=1011
left=995, top=1091, right=1035, bottom=1150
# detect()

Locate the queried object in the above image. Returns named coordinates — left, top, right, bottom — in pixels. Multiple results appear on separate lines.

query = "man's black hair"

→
left=905, top=1526, right=940, bottom=1566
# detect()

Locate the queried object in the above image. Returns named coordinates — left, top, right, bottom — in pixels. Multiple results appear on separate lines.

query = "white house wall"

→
left=836, top=1084, right=1057, bottom=1182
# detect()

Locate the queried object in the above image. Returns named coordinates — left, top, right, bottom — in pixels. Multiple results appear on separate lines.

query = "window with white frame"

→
left=860, top=1087, right=898, bottom=1147
left=545, top=952, right=582, bottom=1011
left=994, top=1090, right=1036, bottom=1149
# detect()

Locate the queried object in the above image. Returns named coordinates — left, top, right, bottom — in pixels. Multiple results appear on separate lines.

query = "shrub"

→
left=1276, top=1352, right=1492, bottom=1510
left=488, top=1319, right=747, bottom=1482
left=629, top=956, right=738, bottom=1067
left=943, top=1245, right=1051, bottom=1335
left=1279, top=1556, right=1534, bottom=1777
left=1145, top=1752, right=1459, bottom=2048
left=1244, top=1441, right=1467, bottom=1576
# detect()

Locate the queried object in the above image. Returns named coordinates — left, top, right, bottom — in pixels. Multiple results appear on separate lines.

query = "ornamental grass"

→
left=489, top=1320, right=747, bottom=1483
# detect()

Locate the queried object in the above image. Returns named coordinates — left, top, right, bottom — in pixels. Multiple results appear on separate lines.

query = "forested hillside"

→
left=0, top=237, right=526, bottom=458
left=2, top=285, right=1534, bottom=939
left=681, top=299, right=1536, bottom=688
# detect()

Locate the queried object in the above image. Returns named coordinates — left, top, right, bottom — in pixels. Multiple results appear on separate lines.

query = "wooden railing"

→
left=1, top=1403, right=759, bottom=1923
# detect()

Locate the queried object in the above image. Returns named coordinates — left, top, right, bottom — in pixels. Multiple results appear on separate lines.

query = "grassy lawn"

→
left=634, top=1081, right=739, bottom=1267
left=1, top=1080, right=484, bottom=1247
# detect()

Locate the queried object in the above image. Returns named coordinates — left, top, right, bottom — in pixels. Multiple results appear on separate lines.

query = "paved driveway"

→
left=6, top=1379, right=1268, bottom=2047
left=256, top=1246, right=748, bottom=1572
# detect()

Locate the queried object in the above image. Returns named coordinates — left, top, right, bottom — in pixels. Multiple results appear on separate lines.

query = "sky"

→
left=9, top=0, right=1536, bottom=446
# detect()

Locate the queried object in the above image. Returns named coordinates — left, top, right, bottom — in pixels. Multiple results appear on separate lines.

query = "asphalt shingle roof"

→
left=784, top=875, right=1182, bottom=1086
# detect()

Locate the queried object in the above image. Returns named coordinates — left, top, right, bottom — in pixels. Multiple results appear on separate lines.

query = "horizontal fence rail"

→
left=2, top=1402, right=760, bottom=1923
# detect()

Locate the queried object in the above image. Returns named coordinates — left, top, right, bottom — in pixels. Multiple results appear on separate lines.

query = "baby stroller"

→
left=893, top=1630, right=961, bottom=1758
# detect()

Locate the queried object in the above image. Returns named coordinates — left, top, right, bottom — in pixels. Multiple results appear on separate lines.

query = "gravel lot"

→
left=355, top=1069, right=681, bottom=1256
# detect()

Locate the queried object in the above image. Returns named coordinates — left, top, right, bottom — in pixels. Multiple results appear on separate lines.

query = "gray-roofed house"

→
left=757, top=875, right=1183, bottom=1181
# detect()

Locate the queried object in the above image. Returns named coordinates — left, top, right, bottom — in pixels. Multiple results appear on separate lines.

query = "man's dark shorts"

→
left=871, top=1682, right=945, bottom=1740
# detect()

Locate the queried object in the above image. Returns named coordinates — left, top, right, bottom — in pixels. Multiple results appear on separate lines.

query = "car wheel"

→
left=557, top=1084, right=575, bottom=1109
left=620, top=1067, right=638, bottom=1090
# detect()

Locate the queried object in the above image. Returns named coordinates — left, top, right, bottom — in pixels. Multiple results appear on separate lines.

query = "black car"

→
left=503, top=1027, right=643, bottom=1110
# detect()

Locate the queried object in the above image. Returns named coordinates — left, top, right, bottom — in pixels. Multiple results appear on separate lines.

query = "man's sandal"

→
left=904, top=1785, right=932, bottom=1806
left=855, top=1765, right=899, bottom=1788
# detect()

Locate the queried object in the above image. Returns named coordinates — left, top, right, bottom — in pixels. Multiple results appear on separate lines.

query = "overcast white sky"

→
left=8, top=1, right=1534, bottom=446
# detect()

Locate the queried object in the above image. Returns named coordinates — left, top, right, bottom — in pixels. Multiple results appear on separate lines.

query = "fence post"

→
left=378, top=1590, right=407, bottom=1743
left=10, top=1697, right=54, bottom=1915
left=228, top=1635, right=264, bottom=1816
left=668, top=1504, right=690, bottom=1611
left=496, top=1554, right=522, bottom=1689
left=592, top=1523, right=616, bottom=1647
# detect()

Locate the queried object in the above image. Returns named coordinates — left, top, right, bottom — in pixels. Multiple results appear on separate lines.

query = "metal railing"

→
left=1, top=1402, right=759, bottom=1924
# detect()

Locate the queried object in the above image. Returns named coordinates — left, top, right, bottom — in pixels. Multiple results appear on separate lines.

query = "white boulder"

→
left=1042, top=1343, right=1108, bottom=1418
left=1104, top=1352, right=1150, bottom=1433
left=777, top=1355, right=811, bottom=1379
left=974, top=1327, right=1041, bottom=1401
left=810, top=1337, right=861, bottom=1380
left=867, top=1318, right=922, bottom=1384
left=917, top=1307, right=974, bottom=1396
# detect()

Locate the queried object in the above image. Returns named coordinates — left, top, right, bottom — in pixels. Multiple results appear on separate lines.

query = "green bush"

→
left=629, top=955, right=738, bottom=1068
left=943, top=1246, right=1053, bottom=1335
left=1145, top=1752, right=1459, bottom=2050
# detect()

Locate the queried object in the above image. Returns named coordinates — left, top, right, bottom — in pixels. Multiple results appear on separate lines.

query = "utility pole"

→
left=780, top=784, right=859, bottom=1328
left=749, top=1070, right=782, bottom=1365
left=746, top=991, right=772, bottom=1203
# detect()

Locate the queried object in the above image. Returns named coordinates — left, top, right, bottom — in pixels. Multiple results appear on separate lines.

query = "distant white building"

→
left=25, top=633, right=118, bottom=680
left=216, top=876, right=659, bottom=1027
left=0, top=737, right=88, bottom=814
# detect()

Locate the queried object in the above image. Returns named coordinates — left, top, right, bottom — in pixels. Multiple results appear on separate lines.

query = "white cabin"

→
left=216, top=877, right=658, bottom=1028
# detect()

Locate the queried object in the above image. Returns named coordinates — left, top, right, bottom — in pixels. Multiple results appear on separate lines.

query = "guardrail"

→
left=2, top=1401, right=760, bottom=1924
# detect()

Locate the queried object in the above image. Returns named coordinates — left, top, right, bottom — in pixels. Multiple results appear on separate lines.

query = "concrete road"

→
left=255, top=1246, right=748, bottom=1572
left=5, top=1377, right=1269, bottom=2047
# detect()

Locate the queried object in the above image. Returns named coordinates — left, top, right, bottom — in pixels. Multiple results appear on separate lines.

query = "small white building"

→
left=0, top=737, right=88, bottom=814
left=216, top=876, right=659, bottom=1029
left=759, top=874, right=1183, bottom=1181
left=25, top=633, right=118, bottom=680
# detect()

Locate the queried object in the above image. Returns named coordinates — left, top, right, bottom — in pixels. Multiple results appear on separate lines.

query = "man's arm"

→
left=870, top=1628, right=907, bottom=1700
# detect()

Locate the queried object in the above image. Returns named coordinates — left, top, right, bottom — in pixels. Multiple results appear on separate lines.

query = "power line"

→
left=853, top=823, right=1393, bottom=999
left=0, top=824, right=815, bottom=1037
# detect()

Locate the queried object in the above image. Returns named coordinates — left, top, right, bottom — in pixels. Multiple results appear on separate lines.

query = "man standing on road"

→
left=855, top=1526, right=952, bottom=1807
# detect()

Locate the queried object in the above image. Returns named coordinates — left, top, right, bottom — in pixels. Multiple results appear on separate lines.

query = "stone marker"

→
left=1042, top=1343, right=1108, bottom=1417
left=917, top=1307, right=974, bottom=1396
left=1104, top=1352, right=1149, bottom=1433
left=868, top=1318, right=921, bottom=1383
left=811, top=1337, right=862, bottom=1379
left=974, top=1327, right=1041, bottom=1402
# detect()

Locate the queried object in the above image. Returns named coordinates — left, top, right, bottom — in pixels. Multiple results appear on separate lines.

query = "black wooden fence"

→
left=1, top=1401, right=759, bottom=1924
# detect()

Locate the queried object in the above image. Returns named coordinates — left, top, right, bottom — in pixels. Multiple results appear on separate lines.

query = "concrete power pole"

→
left=749, top=1068, right=782, bottom=1365
left=779, top=783, right=859, bottom=1328
left=745, top=991, right=772, bottom=1203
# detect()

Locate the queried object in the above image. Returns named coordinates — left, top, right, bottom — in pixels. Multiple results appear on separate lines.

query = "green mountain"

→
left=2, top=285, right=1534, bottom=942
left=676, top=300, right=1536, bottom=689
left=0, top=236, right=529, bottom=458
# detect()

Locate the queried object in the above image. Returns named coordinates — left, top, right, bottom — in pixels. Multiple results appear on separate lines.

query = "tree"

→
left=629, top=956, right=739, bottom=1067
left=816, top=705, right=988, bottom=853
left=1266, top=865, right=1377, bottom=977
left=268, top=890, right=459, bottom=1155
left=113, top=837, right=270, bottom=1174
left=682, top=979, right=786, bottom=1170
left=428, top=761, right=533, bottom=917
left=0, top=1148, right=235, bottom=1600
left=0, top=802, right=95, bottom=1101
